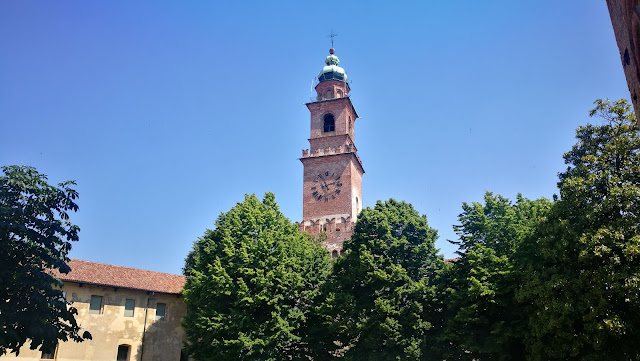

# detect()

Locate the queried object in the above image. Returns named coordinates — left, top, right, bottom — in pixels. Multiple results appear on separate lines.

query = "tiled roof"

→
left=53, top=259, right=185, bottom=295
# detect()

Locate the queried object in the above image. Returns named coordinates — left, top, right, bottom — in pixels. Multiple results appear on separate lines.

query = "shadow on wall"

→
left=130, top=297, right=188, bottom=361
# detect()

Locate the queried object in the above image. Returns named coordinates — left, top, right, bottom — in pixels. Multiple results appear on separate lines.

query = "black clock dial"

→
left=311, top=172, right=342, bottom=202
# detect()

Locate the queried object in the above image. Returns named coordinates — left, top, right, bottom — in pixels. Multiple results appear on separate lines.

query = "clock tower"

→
left=300, top=48, right=364, bottom=256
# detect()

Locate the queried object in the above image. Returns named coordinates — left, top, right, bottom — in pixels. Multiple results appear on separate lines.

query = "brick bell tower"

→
left=300, top=48, right=364, bottom=256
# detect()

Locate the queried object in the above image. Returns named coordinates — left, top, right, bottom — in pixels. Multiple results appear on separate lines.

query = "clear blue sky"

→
left=0, top=1, right=630, bottom=274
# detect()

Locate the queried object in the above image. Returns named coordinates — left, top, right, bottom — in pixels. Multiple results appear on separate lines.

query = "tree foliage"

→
left=517, top=99, right=640, bottom=360
left=0, top=165, right=90, bottom=355
left=177, top=98, right=640, bottom=361
left=313, top=199, right=442, bottom=361
left=440, top=193, right=550, bottom=361
left=181, top=193, right=331, bottom=361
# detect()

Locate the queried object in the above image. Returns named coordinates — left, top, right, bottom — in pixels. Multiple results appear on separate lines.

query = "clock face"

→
left=311, top=171, right=342, bottom=202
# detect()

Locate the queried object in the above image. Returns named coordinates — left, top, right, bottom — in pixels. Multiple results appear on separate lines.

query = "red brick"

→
left=606, top=0, right=640, bottom=127
left=300, top=74, right=364, bottom=253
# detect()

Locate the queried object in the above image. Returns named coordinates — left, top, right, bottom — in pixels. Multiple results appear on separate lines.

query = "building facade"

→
left=606, top=0, right=640, bottom=127
left=2, top=259, right=187, bottom=361
left=4, top=48, right=363, bottom=361
left=299, top=48, right=365, bottom=256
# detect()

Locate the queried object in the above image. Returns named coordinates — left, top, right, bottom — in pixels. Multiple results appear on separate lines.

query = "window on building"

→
left=331, top=250, right=338, bottom=259
left=348, top=117, right=352, bottom=132
left=323, top=114, right=335, bottom=132
left=89, top=295, right=103, bottom=315
left=180, top=349, right=189, bottom=361
left=124, top=299, right=135, bottom=317
left=117, top=344, right=130, bottom=361
left=57, top=291, right=67, bottom=304
left=40, top=344, right=57, bottom=359
left=156, top=303, right=166, bottom=321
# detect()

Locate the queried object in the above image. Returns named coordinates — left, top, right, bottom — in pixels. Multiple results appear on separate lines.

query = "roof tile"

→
left=52, top=259, right=185, bottom=295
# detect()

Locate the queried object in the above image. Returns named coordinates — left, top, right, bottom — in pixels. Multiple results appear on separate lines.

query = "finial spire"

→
left=328, top=30, right=338, bottom=50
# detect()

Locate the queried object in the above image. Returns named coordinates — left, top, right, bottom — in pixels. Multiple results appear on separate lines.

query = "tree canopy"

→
left=517, top=99, right=640, bottom=360
left=440, top=192, right=551, bottom=361
left=0, top=165, right=90, bottom=355
left=181, top=193, right=331, bottom=361
left=313, top=199, right=443, bottom=361
left=178, top=98, right=640, bottom=361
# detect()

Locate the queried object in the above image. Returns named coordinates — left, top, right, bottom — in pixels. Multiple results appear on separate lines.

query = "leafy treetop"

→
left=517, top=99, right=640, bottom=360
left=182, top=193, right=331, bottom=361
left=313, top=199, right=442, bottom=361
left=0, top=165, right=90, bottom=355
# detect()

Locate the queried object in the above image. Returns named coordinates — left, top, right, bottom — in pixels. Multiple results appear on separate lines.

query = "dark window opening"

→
left=331, top=250, right=339, bottom=259
left=624, top=48, right=631, bottom=65
left=180, top=349, right=189, bottom=361
left=117, top=344, right=130, bottom=361
left=41, top=344, right=57, bottom=359
left=323, top=114, right=335, bottom=132
left=89, top=295, right=102, bottom=314
left=156, top=303, right=166, bottom=321
left=124, top=299, right=135, bottom=317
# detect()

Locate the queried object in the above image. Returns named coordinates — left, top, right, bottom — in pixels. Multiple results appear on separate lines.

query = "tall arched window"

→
left=323, top=114, right=335, bottom=132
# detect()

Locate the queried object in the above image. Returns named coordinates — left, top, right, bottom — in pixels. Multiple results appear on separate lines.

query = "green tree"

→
left=0, top=165, right=90, bottom=355
left=313, top=199, right=442, bottom=361
left=439, top=193, right=550, bottom=361
left=517, top=99, right=640, bottom=360
left=181, top=193, right=331, bottom=361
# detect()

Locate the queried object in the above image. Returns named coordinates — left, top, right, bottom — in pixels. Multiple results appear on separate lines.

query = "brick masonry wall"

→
left=300, top=153, right=363, bottom=252
left=301, top=153, right=360, bottom=220
left=301, top=77, right=363, bottom=253
left=607, top=0, right=640, bottom=127
left=306, top=98, right=357, bottom=141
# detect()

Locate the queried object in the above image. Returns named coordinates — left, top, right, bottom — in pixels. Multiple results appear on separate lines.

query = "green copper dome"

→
left=318, top=48, right=347, bottom=82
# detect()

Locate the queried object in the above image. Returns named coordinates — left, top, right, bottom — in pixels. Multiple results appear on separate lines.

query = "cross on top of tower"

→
left=327, top=31, right=338, bottom=53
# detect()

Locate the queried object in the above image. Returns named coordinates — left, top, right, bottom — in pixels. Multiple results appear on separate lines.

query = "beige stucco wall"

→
left=2, top=282, right=186, bottom=361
